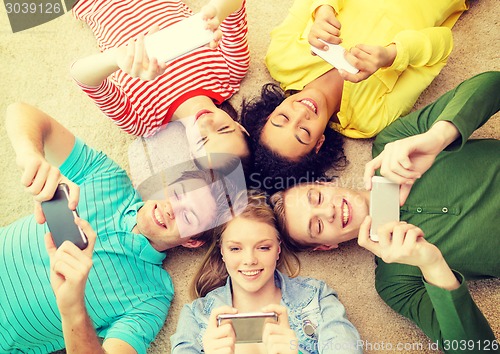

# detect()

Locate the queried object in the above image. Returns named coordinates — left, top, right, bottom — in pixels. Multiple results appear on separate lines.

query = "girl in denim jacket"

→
left=171, top=191, right=361, bottom=353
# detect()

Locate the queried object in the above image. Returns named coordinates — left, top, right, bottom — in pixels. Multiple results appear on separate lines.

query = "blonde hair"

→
left=190, top=190, right=300, bottom=299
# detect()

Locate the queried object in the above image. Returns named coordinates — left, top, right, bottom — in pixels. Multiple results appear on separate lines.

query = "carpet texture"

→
left=0, top=0, right=498, bottom=353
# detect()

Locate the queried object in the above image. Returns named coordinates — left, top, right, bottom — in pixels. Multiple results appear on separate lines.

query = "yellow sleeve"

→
left=310, top=0, right=344, bottom=18
left=390, top=27, right=453, bottom=72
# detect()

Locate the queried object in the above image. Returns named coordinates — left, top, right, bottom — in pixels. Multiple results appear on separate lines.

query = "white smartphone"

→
left=310, top=39, right=359, bottom=74
left=144, top=13, right=214, bottom=63
left=369, top=176, right=400, bottom=242
left=217, top=312, right=278, bottom=343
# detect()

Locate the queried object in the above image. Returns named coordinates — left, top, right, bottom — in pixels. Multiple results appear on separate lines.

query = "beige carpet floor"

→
left=0, top=0, right=498, bottom=353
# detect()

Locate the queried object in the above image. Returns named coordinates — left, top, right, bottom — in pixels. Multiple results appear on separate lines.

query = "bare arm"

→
left=46, top=218, right=137, bottom=354
left=5, top=102, right=79, bottom=213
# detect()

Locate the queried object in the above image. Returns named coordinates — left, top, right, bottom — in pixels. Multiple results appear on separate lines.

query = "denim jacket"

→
left=171, top=271, right=362, bottom=353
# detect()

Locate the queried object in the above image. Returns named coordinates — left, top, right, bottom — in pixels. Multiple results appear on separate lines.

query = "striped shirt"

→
left=0, top=138, right=173, bottom=354
left=73, top=0, right=250, bottom=137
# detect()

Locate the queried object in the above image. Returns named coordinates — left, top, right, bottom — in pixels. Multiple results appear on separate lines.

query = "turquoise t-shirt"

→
left=0, top=138, right=174, bottom=354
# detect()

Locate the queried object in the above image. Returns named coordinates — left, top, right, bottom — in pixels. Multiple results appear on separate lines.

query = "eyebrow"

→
left=270, top=120, right=308, bottom=145
left=196, top=128, right=236, bottom=152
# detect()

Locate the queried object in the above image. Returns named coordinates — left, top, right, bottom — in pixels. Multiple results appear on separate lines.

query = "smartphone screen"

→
left=369, top=176, right=400, bottom=242
left=144, top=13, right=213, bottom=63
left=41, top=183, right=88, bottom=250
left=217, top=312, right=278, bottom=343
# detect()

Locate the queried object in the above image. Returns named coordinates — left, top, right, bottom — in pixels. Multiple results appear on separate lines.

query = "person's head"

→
left=136, top=170, right=232, bottom=251
left=242, top=84, right=346, bottom=195
left=270, top=182, right=370, bottom=251
left=191, top=190, right=300, bottom=299
left=185, top=101, right=251, bottom=172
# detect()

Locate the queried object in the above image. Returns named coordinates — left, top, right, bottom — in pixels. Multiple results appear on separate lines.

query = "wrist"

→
left=427, top=121, right=460, bottom=151
left=383, top=44, right=397, bottom=68
left=314, top=5, right=335, bottom=20
left=58, top=299, right=87, bottom=318
left=419, top=256, right=460, bottom=291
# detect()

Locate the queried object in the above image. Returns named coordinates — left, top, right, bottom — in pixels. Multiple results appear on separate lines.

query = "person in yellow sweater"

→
left=242, top=0, right=468, bottom=194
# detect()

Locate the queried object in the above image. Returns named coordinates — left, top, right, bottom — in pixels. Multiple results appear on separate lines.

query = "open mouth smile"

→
left=298, top=99, right=318, bottom=114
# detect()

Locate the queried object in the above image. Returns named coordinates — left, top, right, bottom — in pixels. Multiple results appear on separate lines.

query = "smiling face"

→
left=136, top=178, right=217, bottom=250
left=283, top=183, right=369, bottom=249
left=220, top=216, right=281, bottom=296
left=185, top=108, right=249, bottom=161
left=260, top=90, right=331, bottom=161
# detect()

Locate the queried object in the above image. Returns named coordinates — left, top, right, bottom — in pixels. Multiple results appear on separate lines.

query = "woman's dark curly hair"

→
left=241, top=83, right=347, bottom=195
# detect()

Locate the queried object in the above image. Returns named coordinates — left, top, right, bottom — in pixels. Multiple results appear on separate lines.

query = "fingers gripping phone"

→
left=41, top=183, right=88, bottom=250
left=369, top=176, right=400, bottom=242
left=217, top=312, right=278, bottom=343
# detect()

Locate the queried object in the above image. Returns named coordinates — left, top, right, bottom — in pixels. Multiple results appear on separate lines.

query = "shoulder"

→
left=280, top=272, right=338, bottom=308
left=186, top=286, right=229, bottom=318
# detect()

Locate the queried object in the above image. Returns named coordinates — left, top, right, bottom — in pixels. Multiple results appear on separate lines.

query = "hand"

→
left=262, top=304, right=298, bottom=354
left=114, top=26, right=167, bottom=80
left=15, top=149, right=80, bottom=223
left=200, top=5, right=224, bottom=49
left=339, top=44, right=397, bottom=83
left=202, top=306, right=237, bottom=354
left=364, top=131, right=442, bottom=205
left=309, top=5, right=342, bottom=50
left=358, top=217, right=442, bottom=268
left=45, top=217, right=96, bottom=316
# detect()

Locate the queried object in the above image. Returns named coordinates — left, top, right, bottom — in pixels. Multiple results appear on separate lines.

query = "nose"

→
left=198, top=115, right=215, bottom=130
left=163, top=200, right=175, bottom=220
left=292, top=102, right=311, bottom=121
left=242, top=249, right=258, bottom=265
left=316, top=203, right=335, bottom=223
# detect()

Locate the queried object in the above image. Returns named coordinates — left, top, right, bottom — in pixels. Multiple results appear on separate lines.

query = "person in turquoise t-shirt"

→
left=269, top=71, right=500, bottom=353
left=0, top=103, right=234, bottom=354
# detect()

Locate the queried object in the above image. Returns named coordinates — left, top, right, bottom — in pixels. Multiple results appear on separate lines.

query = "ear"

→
left=235, top=122, right=250, bottom=137
left=277, top=244, right=281, bottom=260
left=182, top=239, right=205, bottom=248
left=314, top=134, right=326, bottom=154
left=312, top=244, right=338, bottom=251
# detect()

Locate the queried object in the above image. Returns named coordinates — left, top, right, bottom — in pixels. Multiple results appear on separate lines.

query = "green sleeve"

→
left=373, top=71, right=500, bottom=157
left=375, top=262, right=497, bottom=353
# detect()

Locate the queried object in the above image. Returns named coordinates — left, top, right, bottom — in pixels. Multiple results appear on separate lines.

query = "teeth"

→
left=241, top=270, right=260, bottom=276
left=300, top=99, right=317, bottom=113
left=154, top=208, right=165, bottom=226
left=342, top=201, right=348, bottom=226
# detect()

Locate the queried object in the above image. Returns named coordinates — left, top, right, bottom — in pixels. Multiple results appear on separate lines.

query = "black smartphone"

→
left=217, top=312, right=278, bottom=343
left=41, top=183, right=88, bottom=250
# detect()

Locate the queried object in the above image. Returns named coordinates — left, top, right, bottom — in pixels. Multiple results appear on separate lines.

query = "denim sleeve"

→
left=317, top=283, right=362, bottom=354
left=170, top=304, right=205, bottom=353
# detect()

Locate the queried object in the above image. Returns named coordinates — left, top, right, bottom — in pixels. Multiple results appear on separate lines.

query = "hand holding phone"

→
left=144, top=13, right=214, bottom=63
left=369, top=176, right=400, bottom=242
left=311, top=39, right=359, bottom=74
left=41, top=183, right=88, bottom=250
left=217, top=312, right=278, bottom=343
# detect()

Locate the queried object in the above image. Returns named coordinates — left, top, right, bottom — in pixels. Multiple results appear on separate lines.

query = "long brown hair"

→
left=190, top=190, right=300, bottom=299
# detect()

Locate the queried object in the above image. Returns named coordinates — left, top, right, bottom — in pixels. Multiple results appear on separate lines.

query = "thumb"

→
left=147, top=24, right=160, bottom=36
left=74, top=217, right=96, bottom=256
left=399, top=155, right=413, bottom=170
left=399, top=184, right=412, bottom=206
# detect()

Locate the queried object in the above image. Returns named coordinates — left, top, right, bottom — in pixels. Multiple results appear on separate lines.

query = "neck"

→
left=305, top=68, right=343, bottom=121
left=232, top=278, right=282, bottom=312
left=173, top=95, right=216, bottom=123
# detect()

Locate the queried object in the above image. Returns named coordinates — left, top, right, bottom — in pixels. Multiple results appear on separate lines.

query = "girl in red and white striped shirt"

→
left=71, top=0, right=250, bottom=166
